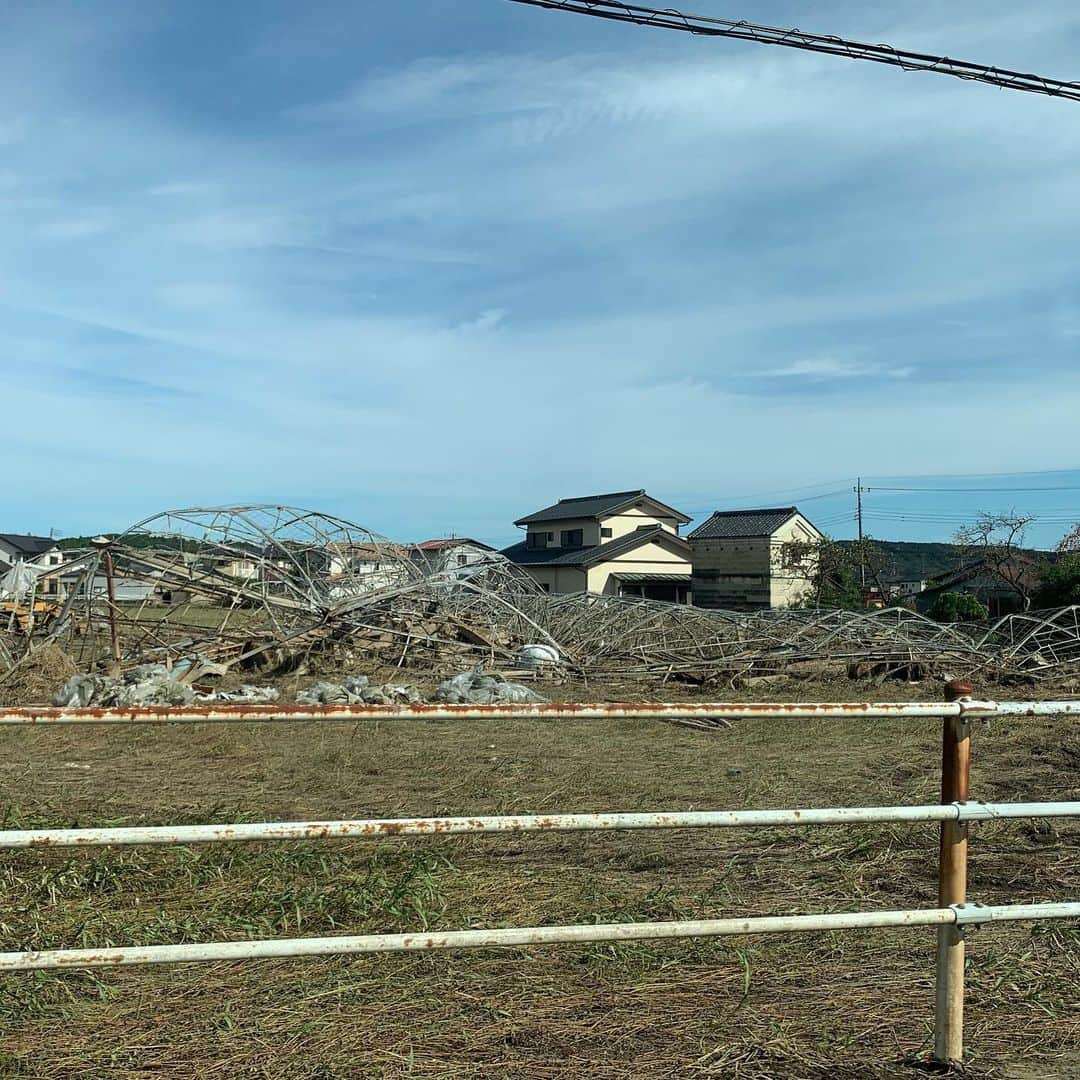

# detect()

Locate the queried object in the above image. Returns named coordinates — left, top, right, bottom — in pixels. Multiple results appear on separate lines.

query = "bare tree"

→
left=952, top=513, right=1038, bottom=612
left=1055, top=523, right=1080, bottom=554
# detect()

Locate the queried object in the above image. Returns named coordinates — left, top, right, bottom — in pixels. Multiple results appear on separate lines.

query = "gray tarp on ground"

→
left=434, top=670, right=546, bottom=705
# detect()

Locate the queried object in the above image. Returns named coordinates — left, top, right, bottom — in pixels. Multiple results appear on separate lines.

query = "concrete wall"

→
left=690, top=538, right=771, bottom=609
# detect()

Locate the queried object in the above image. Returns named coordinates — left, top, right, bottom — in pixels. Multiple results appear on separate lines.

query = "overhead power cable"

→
left=868, top=485, right=1080, bottom=494
left=507, top=0, right=1080, bottom=103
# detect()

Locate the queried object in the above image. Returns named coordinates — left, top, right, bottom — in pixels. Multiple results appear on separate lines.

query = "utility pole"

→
left=855, top=479, right=866, bottom=590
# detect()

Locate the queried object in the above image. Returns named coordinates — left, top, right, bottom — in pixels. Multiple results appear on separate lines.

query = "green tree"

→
left=930, top=591, right=989, bottom=623
left=784, top=536, right=887, bottom=611
left=1034, top=553, right=1080, bottom=607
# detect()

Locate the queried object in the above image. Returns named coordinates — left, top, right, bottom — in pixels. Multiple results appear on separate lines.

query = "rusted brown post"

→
left=934, top=679, right=973, bottom=1064
left=91, top=538, right=121, bottom=666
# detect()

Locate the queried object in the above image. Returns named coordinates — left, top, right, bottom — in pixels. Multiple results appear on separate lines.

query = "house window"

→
left=561, top=529, right=583, bottom=547
left=540, top=582, right=551, bottom=593
left=456, top=554, right=468, bottom=566
left=600, top=527, right=613, bottom=538
left=527, top=532, right=546, bottom=550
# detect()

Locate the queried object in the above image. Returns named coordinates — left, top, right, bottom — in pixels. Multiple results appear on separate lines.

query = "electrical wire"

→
left=508, top=0, right=1080, bottom=103
left=868, top=485, right=1080, bottom=494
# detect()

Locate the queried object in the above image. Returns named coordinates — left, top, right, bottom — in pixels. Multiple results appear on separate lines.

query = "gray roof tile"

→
left=0, top=533, right=57, bottom=556
left=688, top=507, right=801, bottom=540
left=514, top=490, right=690, bottom=526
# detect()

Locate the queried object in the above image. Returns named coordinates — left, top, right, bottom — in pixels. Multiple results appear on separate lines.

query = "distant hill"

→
left=837, top=539, right=1049, bottom=584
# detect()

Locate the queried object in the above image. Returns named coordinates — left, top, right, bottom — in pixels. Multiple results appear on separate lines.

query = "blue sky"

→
left=3, top=1, right=1080, bottom=549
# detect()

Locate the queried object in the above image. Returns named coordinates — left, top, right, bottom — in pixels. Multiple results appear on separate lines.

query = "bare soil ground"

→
left=0, top=674, right=1077, bottom=1079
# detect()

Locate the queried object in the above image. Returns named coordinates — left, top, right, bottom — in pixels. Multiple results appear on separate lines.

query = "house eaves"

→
left=502, top=525, right=690, bottom=568
left=514, top=490, right=691, bottom=527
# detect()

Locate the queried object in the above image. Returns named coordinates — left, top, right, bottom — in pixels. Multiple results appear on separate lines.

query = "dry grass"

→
left=0, top=677, right=1077, bottom=1079
left=0, top=646, right=78, bottom=709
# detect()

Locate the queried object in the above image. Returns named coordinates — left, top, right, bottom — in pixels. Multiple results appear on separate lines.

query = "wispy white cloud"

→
left=2, top=0, right=1079, bottom=541
left=752, top=357, right=915, bottom=381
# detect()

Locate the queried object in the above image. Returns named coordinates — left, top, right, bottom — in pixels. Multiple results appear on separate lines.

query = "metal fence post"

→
left=90, top=537, right=121, bottom=667
left=934, top=679, right=973, bottom=1064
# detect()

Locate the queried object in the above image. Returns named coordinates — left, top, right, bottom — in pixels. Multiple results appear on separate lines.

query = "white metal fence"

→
left=1, top=690, right=1077, bottom=1067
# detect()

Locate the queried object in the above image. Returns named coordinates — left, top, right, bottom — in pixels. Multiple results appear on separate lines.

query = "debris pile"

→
left=434, top=670, right=546, bottom=705
left=4, top=503, right=1080, bottom=691
left=52, top=666, right=285, bottom=707
left=296, top=676, right=422, bottom=705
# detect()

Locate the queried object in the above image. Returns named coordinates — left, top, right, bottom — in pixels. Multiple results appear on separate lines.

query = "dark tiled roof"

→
left=502, top=525, right=690, bottom=567
left=688, top=507, right=803, bottom=540
left=0, top=533, right=57, bottom=556
left=514, top=490, right=690, bottom=526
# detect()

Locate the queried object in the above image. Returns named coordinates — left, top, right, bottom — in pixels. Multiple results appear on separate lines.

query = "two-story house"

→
left=501, top=490, right=693, bottom=602
left=411, top=538, right=496, bottom=575
left=688, top=507, right=822, bottom=610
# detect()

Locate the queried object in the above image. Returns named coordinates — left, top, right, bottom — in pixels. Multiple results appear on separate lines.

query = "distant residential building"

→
left=323, top=541, right=413, bottom=596
left=0, top=533, right=63, bottom=596
left=199, top=554, right=260, bottom=580
left=888, top=579, right=927, bottom=602
left=689, top=507, right=823, bottom=610
left=411, top=538, right=496, bottom=575
left=915, top=557, right=1041, bottom=618
left=502, top=490, right=693, bottom=602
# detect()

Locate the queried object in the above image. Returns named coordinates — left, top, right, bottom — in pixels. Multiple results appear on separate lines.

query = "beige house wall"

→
left=523, top=565, right=587, bottom=594
left=523, top=517, right=599, bottom=550
left=600, top=506, right=683, bottom=542
left=769, top=514, right=820, bottom=609
left=586, top=539, right=691, bottom=595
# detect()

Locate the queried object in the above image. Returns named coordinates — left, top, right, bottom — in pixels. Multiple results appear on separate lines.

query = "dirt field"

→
left=0, top=675, right=1077, bottom=1079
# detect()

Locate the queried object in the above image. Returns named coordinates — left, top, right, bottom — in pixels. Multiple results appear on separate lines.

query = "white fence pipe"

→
left=3, top=801, right=1077, bottom=850
left=963, top=700, right=1080, bottom=718
left=952, top=902, right=1080, bottom=925
left=3, top=904, right=1078, bottom=973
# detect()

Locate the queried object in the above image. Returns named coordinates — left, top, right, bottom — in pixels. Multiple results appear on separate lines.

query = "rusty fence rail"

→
left=1, top=689, right=1078, bottom=1068
left=2, top=698, right=1080, bottom=724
